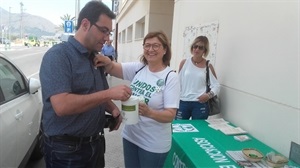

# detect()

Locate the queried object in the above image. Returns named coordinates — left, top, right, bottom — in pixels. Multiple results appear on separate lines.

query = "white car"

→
left=0, top=53, right=43, bottom=167
left=60, top=33, right=75, bottom=42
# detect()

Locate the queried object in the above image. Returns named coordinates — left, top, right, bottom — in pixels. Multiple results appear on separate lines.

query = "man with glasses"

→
left=39, top=1, right=132, bottom=168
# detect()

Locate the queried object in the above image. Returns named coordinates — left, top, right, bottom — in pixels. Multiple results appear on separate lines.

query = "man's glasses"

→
left=92, top=23, right=112, bottom=36
left=193, top=45, right=205, bottom=50
left=143, top=43, right=162, bottom=51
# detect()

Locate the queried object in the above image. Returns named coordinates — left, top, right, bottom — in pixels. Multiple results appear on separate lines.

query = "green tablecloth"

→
left=164, top=120, right=299, bottom=168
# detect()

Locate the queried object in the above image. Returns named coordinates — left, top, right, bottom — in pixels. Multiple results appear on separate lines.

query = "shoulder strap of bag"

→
left=135, top=65, right=174, bottom=86
left=165, top=70, right=175, bottom=84
left=135, top=65, right=146, bottom=74
left=206, top=60, right=211, bottom=92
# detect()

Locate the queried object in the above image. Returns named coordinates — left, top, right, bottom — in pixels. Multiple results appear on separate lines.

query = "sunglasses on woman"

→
left=193, top=45, right=205, bottom=50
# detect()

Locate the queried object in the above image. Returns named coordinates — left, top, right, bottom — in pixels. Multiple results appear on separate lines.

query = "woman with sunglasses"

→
left=176, top=36, right=220, bottom=120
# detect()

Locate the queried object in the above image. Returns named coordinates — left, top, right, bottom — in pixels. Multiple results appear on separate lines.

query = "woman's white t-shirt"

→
left=121, top=62, right=180, bottom=153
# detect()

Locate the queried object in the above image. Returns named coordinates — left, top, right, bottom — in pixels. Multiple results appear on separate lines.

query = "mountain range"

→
left=0, top=7, right=58, bottom=38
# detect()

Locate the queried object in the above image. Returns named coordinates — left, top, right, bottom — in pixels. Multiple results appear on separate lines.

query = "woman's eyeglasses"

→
left=143, top=43, right=162, bottom=51
left=193, top=45, right=205, bottom=50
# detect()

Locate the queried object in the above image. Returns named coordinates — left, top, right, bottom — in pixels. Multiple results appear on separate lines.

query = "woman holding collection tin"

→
left=94, top=31, right=180, bottom=168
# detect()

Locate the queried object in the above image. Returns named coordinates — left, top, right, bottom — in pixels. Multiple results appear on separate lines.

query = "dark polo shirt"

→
left=39, top=36, right=107, bottom=136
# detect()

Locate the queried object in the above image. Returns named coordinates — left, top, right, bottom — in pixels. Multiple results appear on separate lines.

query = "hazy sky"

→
left=0, top=0, right=112, bottom=26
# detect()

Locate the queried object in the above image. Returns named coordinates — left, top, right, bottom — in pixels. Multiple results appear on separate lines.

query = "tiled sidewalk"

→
left=104, top=76, right=130, bottom=168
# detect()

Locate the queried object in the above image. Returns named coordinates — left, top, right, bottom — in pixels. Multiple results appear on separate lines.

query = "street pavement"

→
left=104, top=76, right=130, bottom=168
left=0, top=43, right=16, bottom=51
left=0, top=43, right=35, bottom=52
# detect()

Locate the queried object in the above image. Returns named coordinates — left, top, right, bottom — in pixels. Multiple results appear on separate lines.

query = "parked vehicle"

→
left=60, top=33, right=75, bottom=43
left=0, top=53, right=43, bottom=167
left=0, top=37, right=11, bottom=44
left=24, top=39, right=40, bottom=47
left=42, top=40, right=50, bottom=47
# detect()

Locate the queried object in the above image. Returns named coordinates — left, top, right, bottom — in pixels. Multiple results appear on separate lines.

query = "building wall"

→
left=171, top=0, right=299, bottom=157
left=116, top=0, right=148, bottom=62
left=116, top=0, right=174, bottom=63
left=148, top=0, right=174, bottom=39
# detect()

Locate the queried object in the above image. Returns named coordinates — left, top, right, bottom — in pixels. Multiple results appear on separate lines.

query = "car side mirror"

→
left=29, top=78, right=41, bottom=94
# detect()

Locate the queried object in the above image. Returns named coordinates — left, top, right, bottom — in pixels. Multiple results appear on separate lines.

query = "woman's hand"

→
left=94, top=54, right=111, bottom=67
left=138, top=103, right=152, bottom=117
left=197, top=93, right=210, bottom=103
left=138, top=103, right=176, bottom=123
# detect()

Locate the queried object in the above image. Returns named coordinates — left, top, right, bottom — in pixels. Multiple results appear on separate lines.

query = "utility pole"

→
left=8, top=7, right=11, bottom=49
left=112, top=0, right=115, bottom=12
left=20, top=2, right=24, bottom=39
left=75, top=0, right=80, bottom=31
left=1, top=7, right=3, bottom=41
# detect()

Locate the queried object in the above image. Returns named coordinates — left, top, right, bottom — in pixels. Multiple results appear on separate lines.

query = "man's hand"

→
left=108, top=85, right=132, bottom=101
left=109, top=114, right=122, bottom=132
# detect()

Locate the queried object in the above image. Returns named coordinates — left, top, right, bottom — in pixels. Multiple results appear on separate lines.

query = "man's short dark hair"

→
left=76, top=1, right=116, bottom=30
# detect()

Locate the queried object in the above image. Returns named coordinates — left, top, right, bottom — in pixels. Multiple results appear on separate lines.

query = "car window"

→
left=0, top=58, right=27, bottom=104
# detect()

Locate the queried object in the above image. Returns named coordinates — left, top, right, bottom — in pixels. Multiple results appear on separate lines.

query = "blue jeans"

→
left=43, top=134, right=105, bottom=168
left=123, top=138, right=168, bottom=168
left=176, top=100, right=209, bottom=120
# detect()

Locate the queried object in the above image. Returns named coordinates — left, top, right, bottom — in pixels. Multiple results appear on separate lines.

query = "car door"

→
left=0, top=57, right=42, bottom=167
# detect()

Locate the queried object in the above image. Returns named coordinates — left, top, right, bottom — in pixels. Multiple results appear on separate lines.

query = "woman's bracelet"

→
left=208, top=91, right=214, bottom=99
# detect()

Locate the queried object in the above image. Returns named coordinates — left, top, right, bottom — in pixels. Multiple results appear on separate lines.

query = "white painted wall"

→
left=171, top=0, right=299, bottom=157
left=117, top=0, right=149, bottom=62
left=148, top=0, right=174, bottom=39
left=116, top=0, right=174, bottom=63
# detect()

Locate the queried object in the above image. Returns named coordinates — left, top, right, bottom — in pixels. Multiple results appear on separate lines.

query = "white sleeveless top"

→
left=179, top=57, right=220, bottom=101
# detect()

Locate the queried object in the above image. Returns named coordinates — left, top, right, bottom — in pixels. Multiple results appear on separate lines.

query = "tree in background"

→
left=59, top=14, right=75, bottom=31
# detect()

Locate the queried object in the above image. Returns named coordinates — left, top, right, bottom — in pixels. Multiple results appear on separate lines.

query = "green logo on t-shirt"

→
left=131, top=80, right=158, bottom=104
